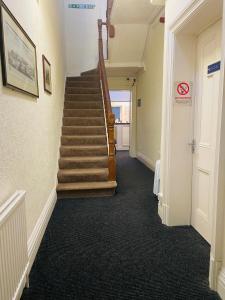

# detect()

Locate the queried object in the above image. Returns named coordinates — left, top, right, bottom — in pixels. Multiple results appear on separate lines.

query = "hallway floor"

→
left=22, top=152, right=220, bottom=300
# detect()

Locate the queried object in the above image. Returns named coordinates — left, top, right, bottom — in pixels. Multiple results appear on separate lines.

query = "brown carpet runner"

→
left=57, top=69, right=117, bottom=198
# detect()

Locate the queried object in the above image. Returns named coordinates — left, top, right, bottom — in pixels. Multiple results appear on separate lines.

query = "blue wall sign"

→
left=208, top=61, right=221, bottom=75
left=68, top=4, right=96, bottom=9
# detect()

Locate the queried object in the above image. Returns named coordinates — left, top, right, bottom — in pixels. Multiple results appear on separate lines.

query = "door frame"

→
left=159, top=0, right=225, bottom=291
left=108, top=78, right=137, bottom=157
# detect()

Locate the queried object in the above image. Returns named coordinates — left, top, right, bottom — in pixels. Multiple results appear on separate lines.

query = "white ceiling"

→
left=111, top=0, right=161, bottom=24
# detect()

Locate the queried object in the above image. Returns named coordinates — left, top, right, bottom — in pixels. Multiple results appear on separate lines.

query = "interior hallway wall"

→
left=64, top=0, right=107, bottom=76
left=136, top=20, right=164, bottom=170
left=0, top=0, right=66, bottom=238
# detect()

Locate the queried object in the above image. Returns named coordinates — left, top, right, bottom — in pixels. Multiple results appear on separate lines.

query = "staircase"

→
left=57, top=69, right=117, bottom=198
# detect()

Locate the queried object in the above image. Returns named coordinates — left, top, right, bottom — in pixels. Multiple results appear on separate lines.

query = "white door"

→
left=191, top=20, right=222, bottom=243
left=115, top=124, right=130, bottom=151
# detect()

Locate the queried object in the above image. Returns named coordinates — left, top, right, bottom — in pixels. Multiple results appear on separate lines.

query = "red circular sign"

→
left=177, top=82, right=190, bottom=96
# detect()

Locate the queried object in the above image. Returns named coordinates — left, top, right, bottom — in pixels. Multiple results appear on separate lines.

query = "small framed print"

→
left=42, top=55, right=52, bottom=94
left=0, top=1, right=39, bottom=97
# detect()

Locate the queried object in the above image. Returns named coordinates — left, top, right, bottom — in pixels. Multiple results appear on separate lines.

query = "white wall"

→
left=109, top=24, right=148, bottom=65
left=136, top=20, right=164, bottom=170
left=64, top=0, right=107, bottom=76
left=165, top=0, right=192, bottom=27
left=0, top=0, right=65, bottom=238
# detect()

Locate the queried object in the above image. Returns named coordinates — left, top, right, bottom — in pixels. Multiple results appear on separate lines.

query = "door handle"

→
left=188, top=139, right=196, bottom=153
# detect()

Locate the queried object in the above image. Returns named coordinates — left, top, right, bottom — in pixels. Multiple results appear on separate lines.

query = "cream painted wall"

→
left=136, top=20, right=164, bottom=170
left=64, top=0, right=107, bottom=76
left=0, top=0, right=65, bottom=238
left=109, top=24, right=148, bottom=65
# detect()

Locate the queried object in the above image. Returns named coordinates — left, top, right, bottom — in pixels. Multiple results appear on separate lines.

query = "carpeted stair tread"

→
left=67, top=75, right=99, bottom=81
left=66, top=87, right=100, bottom=94
left=81, top=68, right=98, bottom=76
left=65, top=94, right=102, bottom=101
left=60, top=145, right=108, bottom=157
left=59, top=156, right=108, bottom=169
left=58, top=168, right=108, bottom=183
left=62, top=126, right=106, bottom=135
left=63, top=117, right=105, bottom=126
left=66, top=81, right=100, bottom=88
left=57, top=180, right=117, bottom=191
left=61, top=135, right=107, bottom=146
left=63, top=109, right=104, bottom=117
left=64, top=101, right=103, bottom=109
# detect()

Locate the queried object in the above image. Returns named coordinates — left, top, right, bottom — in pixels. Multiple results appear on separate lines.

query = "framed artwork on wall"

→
left=42, top=55, right=52, bottom=94
left=0, top=1, right=39, bottom=97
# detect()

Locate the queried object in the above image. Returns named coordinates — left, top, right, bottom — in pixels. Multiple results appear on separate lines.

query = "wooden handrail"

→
left=98, top=19, right=116, bottom=181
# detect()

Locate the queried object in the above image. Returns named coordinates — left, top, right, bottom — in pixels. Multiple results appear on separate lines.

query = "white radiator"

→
left=0, top=191, right=28, bottom=300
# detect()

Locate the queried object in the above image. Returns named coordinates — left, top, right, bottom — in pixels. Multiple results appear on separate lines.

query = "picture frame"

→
left=0, top=1, right=39, bottom=97
left=42, top=55, right=52, bottom=94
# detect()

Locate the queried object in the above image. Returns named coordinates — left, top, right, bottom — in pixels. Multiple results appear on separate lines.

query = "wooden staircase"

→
left=57, top=69, right=117, bottom=198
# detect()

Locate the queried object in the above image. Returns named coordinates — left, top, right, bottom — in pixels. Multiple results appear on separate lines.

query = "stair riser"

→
left=58, top=172, right=108, bottom=183
left=60, top=147, right=108, bottom=157
left=64, top=102, right=103, bottom=109
left=66, top=81, right=100, bottom=88
left=64, top=109, right=104, bottom=117
left=66, top=88, right=100, bottom=94
left=67, top=76, right=99, bottom=82
left=61, top=136, right=107, bottom=146
left=59, top=159, right=108, bottom=169
left=65, top=94, right=102, bottom=102
left=62, top=127, right=106, bottom=135
left=63, top=118, right=105, bottom=126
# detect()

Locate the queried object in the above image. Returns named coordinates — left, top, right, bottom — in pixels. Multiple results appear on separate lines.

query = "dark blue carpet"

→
left=21, top=151, right=220, bottom=300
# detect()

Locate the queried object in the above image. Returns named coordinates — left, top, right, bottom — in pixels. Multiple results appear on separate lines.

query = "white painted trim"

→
left=27, top=188, right=57, bottom=274
left=137, top=152, right=155, bottom=171
left=209, top=254, right=222, bottom=290
left=218, top=267, right=225, bottom=299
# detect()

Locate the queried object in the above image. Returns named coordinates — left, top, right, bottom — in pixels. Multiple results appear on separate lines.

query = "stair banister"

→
left=98, top=19, right=116, bottom=181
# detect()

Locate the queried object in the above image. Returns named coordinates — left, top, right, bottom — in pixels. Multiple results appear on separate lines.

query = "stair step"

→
left=61, top=135, right=107, bottom=146
left=65, top=94, right=102, bottom=102
left=58, top=168, right=108, bottom=183
left=66, top=87, right=100, bottom=94
left=57, top=181, right=117, bottom=198
left=62, top=126, right=106, bottom=135
left=57, top=181, right=116, bottom=191
left=59, top=156, right=108, bottom=169
left=64, top=109, right=104, bottom=117
left=67, top=75, right=99, bottom=82
left=64, top=101, right=103, bottom=109
left=81, top=69, right=98, bottom=76
left=60, top=145, right=108, bottom=157
left=66, top=81, right=100, bottom=88
left=63, top=117, right=105, bottom=126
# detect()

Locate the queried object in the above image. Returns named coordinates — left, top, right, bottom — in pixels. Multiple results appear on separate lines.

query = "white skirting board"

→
left=27, top=188, right=57, bottom=274
left=217, top=268, right=225, bottom=299
left=137, top=152, right=155, bottom=172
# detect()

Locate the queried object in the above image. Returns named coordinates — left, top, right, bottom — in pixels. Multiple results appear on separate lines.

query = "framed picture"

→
left=0, top=1, right=39, bottom=97
left=42, top=55, right=52, bottom=94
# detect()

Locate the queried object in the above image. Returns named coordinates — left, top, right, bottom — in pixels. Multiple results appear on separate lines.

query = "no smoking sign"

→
left=174, top=81, right=192, bottom=104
